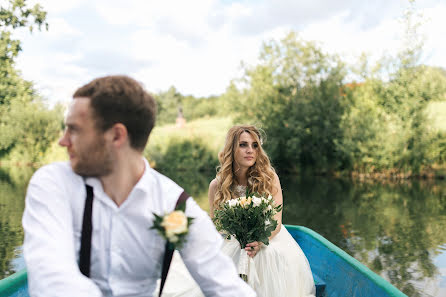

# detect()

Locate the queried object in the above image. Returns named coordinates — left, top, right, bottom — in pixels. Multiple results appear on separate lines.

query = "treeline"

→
left=2, top=0, right=446, bottom=178
left=154, top=4, right=446, bottom=177
left=223, top=31, right=446, bottom=176
left=154, top=87, right=229, bottom=125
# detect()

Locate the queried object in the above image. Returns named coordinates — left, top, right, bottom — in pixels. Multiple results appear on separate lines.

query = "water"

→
left=1, top=167, right=446, bottom=297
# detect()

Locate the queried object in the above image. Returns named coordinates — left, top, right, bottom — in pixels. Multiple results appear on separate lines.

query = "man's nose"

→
left=58, top=131, right=69, bottom=147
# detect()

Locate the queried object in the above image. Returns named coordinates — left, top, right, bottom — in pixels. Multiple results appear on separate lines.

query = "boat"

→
left=285, top=225, right=407, bottom=297
left=0, top=225, right=407, bottom=297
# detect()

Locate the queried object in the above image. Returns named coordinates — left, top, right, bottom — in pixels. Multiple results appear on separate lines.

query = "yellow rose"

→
left=239, top=196, right=252, bottom=208
left=162, top=211, right=188, bottom=242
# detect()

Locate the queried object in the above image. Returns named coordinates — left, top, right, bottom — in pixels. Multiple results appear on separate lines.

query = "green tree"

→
left=154, top=86, right=183, bottom=125
left=229, top=32, right=347, bottom=173
left=0, top=0, right=62, bottom=164
left=339, top=0, right=446, bottom=175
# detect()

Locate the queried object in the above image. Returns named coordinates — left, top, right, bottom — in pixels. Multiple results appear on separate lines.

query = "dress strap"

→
left=79, top=184, right=94, bottom=277
left=159, top=190, right=190, bottom=297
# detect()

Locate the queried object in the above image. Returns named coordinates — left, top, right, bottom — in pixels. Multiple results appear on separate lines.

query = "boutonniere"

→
left=151, top=201, right=194, bottom=249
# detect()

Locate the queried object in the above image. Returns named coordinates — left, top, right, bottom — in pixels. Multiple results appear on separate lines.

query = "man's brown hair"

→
left=73, top=75, right=156, bottom=151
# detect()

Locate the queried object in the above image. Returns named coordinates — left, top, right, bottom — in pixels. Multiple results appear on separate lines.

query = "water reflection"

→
left=0, top=167, right=33, bottom=279
left=1, top=168, right=445, bottom=297
left=281, top=175, right=446, bottom=297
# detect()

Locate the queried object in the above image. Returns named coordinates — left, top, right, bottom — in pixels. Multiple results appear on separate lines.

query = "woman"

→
left=157, top=125, right=315, bottom=297
left=209, top=125, right=315, bottom=297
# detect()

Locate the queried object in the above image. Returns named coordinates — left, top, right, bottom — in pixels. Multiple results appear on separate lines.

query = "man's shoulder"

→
left=146, top=168, right=184, bottom=196
left=30, top=161, right=79, bottom=184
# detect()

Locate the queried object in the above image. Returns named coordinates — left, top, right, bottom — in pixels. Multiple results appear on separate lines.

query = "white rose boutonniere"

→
left=152, top=202, right=194, bottom=249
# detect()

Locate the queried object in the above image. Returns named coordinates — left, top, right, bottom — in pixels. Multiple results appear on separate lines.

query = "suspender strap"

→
left=78, top=184, right=190, bottom=294
left=175, top=190, right=190, bottom=209
left=79, top=184, right=94, bottom=277
left=159, top=190, right=190, bottom=297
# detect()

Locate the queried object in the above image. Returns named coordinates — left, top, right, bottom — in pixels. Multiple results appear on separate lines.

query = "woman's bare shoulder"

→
left=273, top=171, right=281, bottom=183
left=209, top=178, right=218, bottom=194
left=208, top=178, right=218, bottom=208
left=271, top=171, right=282, bottom=194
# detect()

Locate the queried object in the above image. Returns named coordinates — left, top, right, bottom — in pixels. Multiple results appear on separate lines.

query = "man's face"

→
left=59, top=97, right=113, bottom=176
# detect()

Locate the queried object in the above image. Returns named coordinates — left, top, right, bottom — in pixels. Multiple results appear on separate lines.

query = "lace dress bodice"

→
left=233, top=185, right=247, bottom=197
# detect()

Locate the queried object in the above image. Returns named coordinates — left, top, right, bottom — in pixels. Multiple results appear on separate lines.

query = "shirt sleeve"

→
left=22, top=165, right=103, bottom=297
left=179, top=198, right=256, bottom=297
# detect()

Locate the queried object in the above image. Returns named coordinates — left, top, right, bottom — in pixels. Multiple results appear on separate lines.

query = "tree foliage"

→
left=228, top=32, right=347, bottom=173
left=0, top=0, right=61, bottom=164
left=153, top=86, right=228, bottom=125
left=224, top=1, right=446, bottom=175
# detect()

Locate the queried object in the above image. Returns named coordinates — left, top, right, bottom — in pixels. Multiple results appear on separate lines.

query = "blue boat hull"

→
left=0, top=225, right=407, bottom=297
left=285, top=225, right=407, bottom=297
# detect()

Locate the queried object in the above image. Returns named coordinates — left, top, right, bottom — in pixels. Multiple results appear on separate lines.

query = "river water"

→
left=1, top=167, right=445, bottom=297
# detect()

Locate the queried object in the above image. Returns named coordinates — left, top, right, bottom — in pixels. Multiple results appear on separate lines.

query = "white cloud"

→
left=421, top=4, right=446, bottom=67
left=300, top=11, right=402, bottom=65
left=10, top=0, right=446, bottom=106
left=28, top=0, right=87, bottom=14
left=45, top=17, right=82, bottom=37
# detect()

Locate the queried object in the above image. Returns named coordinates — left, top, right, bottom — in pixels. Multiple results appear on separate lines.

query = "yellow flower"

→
left=239, top=196, right=252, bottom=208
left=162, top=210, right=188, bottom=242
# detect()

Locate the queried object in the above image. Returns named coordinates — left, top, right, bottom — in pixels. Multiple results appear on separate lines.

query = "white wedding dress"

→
left=155, top=186, right=316, bottom=297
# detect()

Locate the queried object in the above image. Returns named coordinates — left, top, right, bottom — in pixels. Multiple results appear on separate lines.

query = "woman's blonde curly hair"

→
left=213, top=125, right=277, bottom=209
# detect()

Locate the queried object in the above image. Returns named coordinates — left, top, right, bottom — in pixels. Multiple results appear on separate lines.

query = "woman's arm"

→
left=269, top=172, right=283, bottom=238
left=208, top=178, right=218, bottom=219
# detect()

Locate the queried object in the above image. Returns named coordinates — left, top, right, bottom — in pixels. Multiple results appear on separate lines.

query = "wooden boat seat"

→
left=313, top=273, right=326, bottom=297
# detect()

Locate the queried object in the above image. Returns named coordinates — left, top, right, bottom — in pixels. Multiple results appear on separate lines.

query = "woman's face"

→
left=234, top=131, right=259, bottom=169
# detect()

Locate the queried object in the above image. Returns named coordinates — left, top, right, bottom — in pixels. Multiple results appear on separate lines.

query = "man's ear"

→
left=110, top=123, right=128, bottom=148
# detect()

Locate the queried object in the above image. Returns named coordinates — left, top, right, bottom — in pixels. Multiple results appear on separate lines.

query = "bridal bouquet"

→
left=213, top=191, right=282, bottom=281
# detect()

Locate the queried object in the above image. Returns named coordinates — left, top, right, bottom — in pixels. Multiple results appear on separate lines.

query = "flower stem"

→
left=239, top=274, right=248, bottom=282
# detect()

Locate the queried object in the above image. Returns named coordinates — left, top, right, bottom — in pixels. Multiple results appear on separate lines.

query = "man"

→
left=22, top=75, right=255, bottom=297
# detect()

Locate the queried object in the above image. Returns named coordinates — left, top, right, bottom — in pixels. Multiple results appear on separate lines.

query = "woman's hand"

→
left=245, top=241, right=263, bottom=258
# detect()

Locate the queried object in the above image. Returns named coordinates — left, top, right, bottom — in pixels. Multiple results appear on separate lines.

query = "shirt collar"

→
left=132, top=157, right=154, bottom=195
left=83, top=157, right=154, bottom=207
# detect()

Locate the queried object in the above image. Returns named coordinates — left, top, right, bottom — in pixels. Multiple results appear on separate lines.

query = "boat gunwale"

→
left=0, top=268, right=27, bottom=296
left=285, top=224, right=407, bottom=297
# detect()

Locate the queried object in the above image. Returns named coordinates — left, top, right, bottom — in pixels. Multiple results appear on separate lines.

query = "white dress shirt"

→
left=22, top=159, right=255, bottom=297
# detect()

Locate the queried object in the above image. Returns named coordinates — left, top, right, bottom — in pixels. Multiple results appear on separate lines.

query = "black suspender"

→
left=78, top=185, right=190, bottom=297
left=79, top=185, right=94, bottom=277
left=158, top=190, right=189, bottom=297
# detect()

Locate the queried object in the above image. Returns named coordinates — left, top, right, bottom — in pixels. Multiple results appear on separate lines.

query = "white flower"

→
left=267, top=205, right=272, bottom=211
left=228, top=199, right=238, bottom=207
left=252, top=197, right=262, bottom=207
left=265, top=219, right=271, bottom=226
left=267, top=195, right=273, bottom=201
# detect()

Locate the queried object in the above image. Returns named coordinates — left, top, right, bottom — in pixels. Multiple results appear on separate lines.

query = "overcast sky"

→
left=11, top=0, right=446, bottom=105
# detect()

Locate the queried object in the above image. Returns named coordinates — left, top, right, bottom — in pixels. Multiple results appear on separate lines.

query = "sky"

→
left=9, top=0, right=446, bottom=105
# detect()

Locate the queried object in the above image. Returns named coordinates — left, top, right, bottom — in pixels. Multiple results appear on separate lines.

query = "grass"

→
left=145, top=116, right=233, bottom=158
left=144, top=116, right=233, bottom=210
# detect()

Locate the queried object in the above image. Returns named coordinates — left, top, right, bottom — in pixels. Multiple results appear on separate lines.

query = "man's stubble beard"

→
left=72, top=137, right=114, bottom=177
